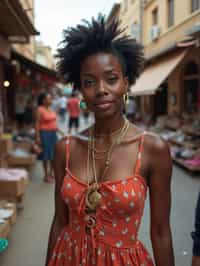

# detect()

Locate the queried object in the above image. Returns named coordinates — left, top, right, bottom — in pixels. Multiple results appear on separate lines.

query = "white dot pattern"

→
left=48, top=134, right=154, bottom=266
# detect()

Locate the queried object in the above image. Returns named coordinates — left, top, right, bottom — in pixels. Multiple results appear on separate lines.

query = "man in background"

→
left=191, top=192, right=200, bottom=266
left=126, top=96, right=137, bottom=123
left=57, top=93, right=67, bottom=122
left=67, top=91, right=80, bottom=134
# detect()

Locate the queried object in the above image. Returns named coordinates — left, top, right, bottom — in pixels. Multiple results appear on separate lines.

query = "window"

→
left=168, top=0, right=174, bottom=27
left=184, top=62, right=199, bottom=76
left=191, top=0, right=200, bottom=12
left=131, top=22, right=140, bottom=42
left=124, top=0, right=128, bottom=12
left=152, top=8, right=158, bottom=25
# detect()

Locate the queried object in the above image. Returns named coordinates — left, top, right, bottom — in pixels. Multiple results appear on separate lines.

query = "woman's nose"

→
left=96, top=80, right=107, bottom=95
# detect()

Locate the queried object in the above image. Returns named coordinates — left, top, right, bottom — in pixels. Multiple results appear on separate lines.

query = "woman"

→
left=46, top=16, right=174, bottom=265
left=36, top=92, right=63, bottom=183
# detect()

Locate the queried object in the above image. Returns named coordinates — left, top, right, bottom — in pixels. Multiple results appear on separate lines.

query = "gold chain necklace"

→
left=91, top=120, right=129, bottom=160
left=94, top=123, right=127, bottom=138
left=85, top=118, right=130, bottom=213
left=92, top=119, right=129, bottom=181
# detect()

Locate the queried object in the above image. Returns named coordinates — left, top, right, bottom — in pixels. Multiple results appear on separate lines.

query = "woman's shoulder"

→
left=143, top=130, right=170, bottom=154
left=56, top=129, right=90, bottom=153
left=69, top=128, right=90, bottom=147
left=129, top=124, right=170, bottom=156
left=140, top=130, right=171, bottom=172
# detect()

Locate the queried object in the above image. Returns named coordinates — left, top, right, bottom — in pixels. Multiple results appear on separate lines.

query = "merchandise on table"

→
left=7, top=148, right=36, bottom=168
left=0, top=168, right=29, bottom=200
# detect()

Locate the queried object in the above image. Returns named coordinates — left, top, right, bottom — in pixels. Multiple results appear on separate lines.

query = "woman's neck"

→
left=94, top=112, right=125, bottom=136
left=44, top=105, right=50, bottom=110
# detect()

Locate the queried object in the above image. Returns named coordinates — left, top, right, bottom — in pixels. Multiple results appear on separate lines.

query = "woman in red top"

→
left=36, top=92, right=63, bottom=183
left=46, top=16, right=174, bottom=265
left=67, top=91, right=80, bottom=134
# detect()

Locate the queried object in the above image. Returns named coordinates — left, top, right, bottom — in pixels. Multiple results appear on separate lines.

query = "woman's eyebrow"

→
left=82, top=68, right=119, bottom=76
left=81, top=73, right=95, bottom=77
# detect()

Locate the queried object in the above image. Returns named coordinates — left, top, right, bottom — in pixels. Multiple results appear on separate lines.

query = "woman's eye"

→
left=83, top=79, right=95, bottom=87
left=108, top=76, right=118, bottom=83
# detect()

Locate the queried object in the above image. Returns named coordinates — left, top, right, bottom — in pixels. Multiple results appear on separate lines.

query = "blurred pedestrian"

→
left=24, top=98, right=34, bottom=127
left=191, top=192, right=200, bottom=266
left=57, top=93, right=67, bottom=122
left=126, top=96, right=137, bottom=122
left=15, top=90, right=28, bottom=128
left=82, top=108, right=90, bottom=125
left=35, top=92, right=64, bottom=183
left=51, top=93, right=60, bottom=114
left=67, top=91, right=80, bottom=134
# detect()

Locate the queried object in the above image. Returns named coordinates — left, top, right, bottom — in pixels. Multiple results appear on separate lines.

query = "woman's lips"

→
left=94, top=102, right=113, bottom=111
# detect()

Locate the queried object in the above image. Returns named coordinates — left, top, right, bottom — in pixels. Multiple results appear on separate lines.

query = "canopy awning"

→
left=130, top=49, right=187, bottom=96
left=12, top=50, right=59, bottom=81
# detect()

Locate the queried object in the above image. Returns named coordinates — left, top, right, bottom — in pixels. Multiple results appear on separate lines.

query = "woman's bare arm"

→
left=45, top=139, right=69, bottom=266
left=146, top=134, right=174, bottom=266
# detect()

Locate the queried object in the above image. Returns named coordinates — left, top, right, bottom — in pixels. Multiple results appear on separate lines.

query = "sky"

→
left=35, top=0, right=119, bottom=53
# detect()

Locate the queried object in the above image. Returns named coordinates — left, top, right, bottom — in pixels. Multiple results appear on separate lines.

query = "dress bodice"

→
left=48, top=133, right=154, bottom=266
left=61, top=171, right=147, bottom=248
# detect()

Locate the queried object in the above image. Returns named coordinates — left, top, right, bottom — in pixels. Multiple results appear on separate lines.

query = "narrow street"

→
left=0, top=116, right=199, bottom=266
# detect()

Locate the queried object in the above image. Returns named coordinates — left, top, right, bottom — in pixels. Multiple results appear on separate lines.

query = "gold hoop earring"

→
left=123, top=92, right=129, bottom=106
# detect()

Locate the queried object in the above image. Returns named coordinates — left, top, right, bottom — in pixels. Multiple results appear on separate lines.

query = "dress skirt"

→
left=38, top=130, right=58, bottom=161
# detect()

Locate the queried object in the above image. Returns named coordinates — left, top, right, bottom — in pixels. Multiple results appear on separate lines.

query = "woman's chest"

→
left=41, top=109, right=56, bottom=122
left=61, top=174, right=147, bottom=217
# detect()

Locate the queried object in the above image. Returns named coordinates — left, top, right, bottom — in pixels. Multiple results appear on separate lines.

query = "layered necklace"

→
left=85, top=118, right=130, bottom=214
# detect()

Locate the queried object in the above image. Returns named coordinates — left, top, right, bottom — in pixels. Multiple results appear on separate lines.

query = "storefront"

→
left=0, top=0, right=38, bottom=123
left=130, top=48, right=187, bottom=123
left=7, top=51, right=61, bottom=124
left=167, top=46, right=200, bottom=116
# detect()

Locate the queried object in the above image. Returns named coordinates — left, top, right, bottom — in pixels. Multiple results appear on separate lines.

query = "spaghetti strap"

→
left=134, top=131, right=146, bottom=176
left=65, top=136, right=70, bottom=170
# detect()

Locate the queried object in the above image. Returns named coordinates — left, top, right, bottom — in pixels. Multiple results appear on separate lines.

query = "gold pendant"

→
left=85, top=184, right=102, bottom=212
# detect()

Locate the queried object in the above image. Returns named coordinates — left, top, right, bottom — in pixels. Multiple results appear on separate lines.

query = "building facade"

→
left=12, top=0, right=36, bottom=61
left=35, top=41, right=55, bottom=70
left=111, top=0, right=200, bottom=122
left=119, top=0, right=142, bottom=42
left=0, top=0, right=59, bottom=127
left=0, top=0, right=37, bottom=121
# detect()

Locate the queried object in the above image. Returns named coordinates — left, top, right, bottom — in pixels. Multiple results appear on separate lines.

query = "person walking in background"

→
left=24, top=98, right=34, bottom=127
left=57, top=93, right=67, bottom=122
left=15, top=90, right=29, bottom=128
left=126, top=95, right=137, bottom=123
left=67, top=91, right=80, bottom=134
left=191, top=192, right=200, bottom=266
left=35, top=92, right=64, bottom=183
left=51, top=93, right=60, bottom=114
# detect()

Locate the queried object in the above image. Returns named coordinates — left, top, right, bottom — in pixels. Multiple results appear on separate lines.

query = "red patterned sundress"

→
left=48, top=133, right=154, bottom=266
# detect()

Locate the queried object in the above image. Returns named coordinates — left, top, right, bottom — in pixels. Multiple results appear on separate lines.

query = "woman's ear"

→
left=123, top=77, right=129, bottom=93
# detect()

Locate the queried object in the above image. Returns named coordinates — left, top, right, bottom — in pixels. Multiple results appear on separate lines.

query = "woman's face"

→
left=44, top=94, right=52, bottom=106
left=80, top=52, right=128, bottom=119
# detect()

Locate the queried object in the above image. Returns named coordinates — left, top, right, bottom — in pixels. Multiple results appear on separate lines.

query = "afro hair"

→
left=57, top=15, right=144, bottom=89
